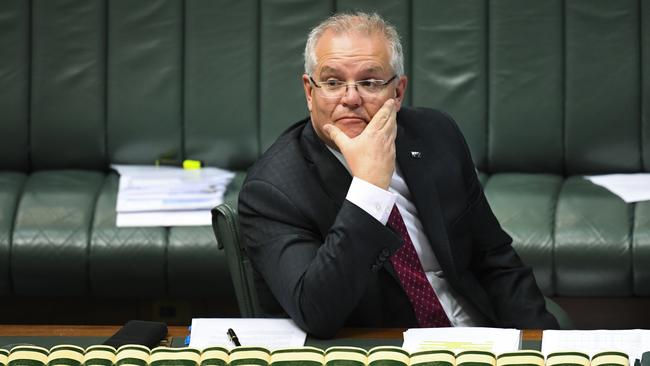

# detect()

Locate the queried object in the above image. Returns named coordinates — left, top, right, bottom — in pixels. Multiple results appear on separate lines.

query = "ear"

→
left=394, top=75, right=408, bottom=110
left=302, top=74, right=314, bottom=112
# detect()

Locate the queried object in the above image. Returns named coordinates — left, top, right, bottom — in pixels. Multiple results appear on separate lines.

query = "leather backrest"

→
left=1, top=0, right=648, bottom=174
left=107, top=0, right=183, bottom=167
left=645, top=2, right=650, bottom=173
left=564, top=0, right=643, bottom=175
left=212, top=203, right=285, bottom=318
left=0, top=0, right=29, bottom=171
left=184, top=0, right=258, bottom=171
left=18, top=0, right=105, bottom=171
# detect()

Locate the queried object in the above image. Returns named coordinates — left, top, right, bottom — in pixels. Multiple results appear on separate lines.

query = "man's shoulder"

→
left=399, top=105, right=448, bottom=118
left=398, top=106, right=461, bottom=138
left=245, top=117, right=310, bottom=183
left=399, top=106, right=454, bottom=125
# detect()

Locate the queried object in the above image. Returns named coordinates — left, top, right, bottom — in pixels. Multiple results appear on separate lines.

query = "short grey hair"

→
left=304, top=12, right=404, bottom=77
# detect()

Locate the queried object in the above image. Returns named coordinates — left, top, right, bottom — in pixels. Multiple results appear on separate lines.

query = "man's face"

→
left=302, top=30, right=407, bottom=148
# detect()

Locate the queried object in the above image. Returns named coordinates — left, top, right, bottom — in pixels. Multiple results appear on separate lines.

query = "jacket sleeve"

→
left=464, top=177, right=559, bottom=328
left=447, top=115, right=560, bottom=329
left=238, top=178, right=403, bottom=338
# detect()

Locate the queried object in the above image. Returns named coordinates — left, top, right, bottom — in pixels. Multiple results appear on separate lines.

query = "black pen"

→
left=227, top=328, right=241, bottom=347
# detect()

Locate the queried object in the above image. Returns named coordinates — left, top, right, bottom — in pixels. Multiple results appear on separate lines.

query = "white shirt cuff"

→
left=346, top=177, right=396, bottom=225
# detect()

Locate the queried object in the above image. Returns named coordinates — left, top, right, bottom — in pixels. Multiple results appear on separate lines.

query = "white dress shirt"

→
left=327, top=146, right=487, bottom=326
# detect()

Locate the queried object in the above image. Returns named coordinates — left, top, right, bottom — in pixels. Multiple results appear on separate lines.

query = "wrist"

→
left=355, top=174, right=390, bottom=190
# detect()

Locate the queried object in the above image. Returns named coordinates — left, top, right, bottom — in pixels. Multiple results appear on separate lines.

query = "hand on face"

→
left=322, top=98, right=397, bottom=190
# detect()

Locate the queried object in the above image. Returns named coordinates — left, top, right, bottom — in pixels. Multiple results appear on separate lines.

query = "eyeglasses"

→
left=309, top=75, right=398, bottom=99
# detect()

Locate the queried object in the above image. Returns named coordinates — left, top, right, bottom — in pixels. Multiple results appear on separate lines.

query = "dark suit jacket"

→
left=238, top=107, right=558, bottom=338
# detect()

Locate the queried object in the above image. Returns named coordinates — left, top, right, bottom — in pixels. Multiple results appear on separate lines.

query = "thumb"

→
left=323, top=124, right=350, bottom=148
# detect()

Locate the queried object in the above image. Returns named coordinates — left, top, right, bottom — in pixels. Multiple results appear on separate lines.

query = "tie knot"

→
left=387, top=205, right=405, bottom=232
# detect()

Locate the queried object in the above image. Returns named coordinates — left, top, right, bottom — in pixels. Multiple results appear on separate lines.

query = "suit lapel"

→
left=395, top=123, right=457, bottom=278
left=300, top=120, right=351, bottom=216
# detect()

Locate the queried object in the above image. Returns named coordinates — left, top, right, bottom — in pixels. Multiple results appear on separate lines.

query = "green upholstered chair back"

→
left=212, top=203, right=257, bottom=317
left=212, top=203, right=285, bottom=318
left=0, top=0, right=258, bottom=172
left=2, top=0, right=647, bottom=175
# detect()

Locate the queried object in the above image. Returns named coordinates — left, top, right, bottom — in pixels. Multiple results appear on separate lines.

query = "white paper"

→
left=116, top=184, right=226, bottom=212
left=111, top=164, right=235, bottom=227
left=116, top=210, right=212, bottom=227
left=542, top=329, right=650, bottom=364
left=585, top=174, right=650, bottom=203
left=112, top=164, right=235, bottom=179
left=402, top=327, right=521, bottom=354
left=189, top=318, right=307, bottom=350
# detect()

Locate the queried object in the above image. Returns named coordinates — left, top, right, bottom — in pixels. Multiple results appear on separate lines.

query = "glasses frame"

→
left=309, top=74, right=398, bottom=99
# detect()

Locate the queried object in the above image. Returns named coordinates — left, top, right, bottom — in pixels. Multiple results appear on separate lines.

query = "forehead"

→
left=313, top=29, right=392, bottom=75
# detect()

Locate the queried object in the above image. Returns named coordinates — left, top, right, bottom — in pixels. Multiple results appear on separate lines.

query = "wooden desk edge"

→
left=0, top=325, right=189, bottom=338
left=521, top=329, right=543, bottom=342
left=0, top=325, right=543, bottom=343
left=0, top=325, right=408, bottom=339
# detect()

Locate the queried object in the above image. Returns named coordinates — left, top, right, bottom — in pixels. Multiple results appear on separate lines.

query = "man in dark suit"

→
left=238, top=12, right=558, bottom=338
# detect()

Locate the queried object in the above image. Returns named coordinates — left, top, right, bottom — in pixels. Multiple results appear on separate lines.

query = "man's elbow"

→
left=298, top=316, right=341, bottom=339
left=293, top=300, right=346, bottom=339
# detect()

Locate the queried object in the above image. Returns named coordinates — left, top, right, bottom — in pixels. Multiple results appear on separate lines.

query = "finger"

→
left=387, top=116, right=397, bottom=142
left=376, top=99, right=395, bottom=129
left=367, top=99, right=395, bottom=131
left=377, top=99, right=397, bottom=133
left=323, top=123, right=350, bottom=148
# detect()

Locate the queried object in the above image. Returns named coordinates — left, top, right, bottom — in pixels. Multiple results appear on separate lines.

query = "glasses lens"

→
left=316, top=79, right=391, bottom=99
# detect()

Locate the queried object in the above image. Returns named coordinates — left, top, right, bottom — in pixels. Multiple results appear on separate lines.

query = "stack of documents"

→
left=112, top=164, right=235, bottom=227
left=401, top=327, right=521, bottom=354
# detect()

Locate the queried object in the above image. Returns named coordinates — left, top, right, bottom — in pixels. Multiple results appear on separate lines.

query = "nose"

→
left=339, top=84, right=362, bottom=107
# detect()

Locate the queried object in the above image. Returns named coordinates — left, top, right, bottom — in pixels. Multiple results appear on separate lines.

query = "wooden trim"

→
left=0, top=324, right=189, bottom=337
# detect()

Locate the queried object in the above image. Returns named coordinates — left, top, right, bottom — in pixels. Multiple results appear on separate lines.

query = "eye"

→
left=358, top=79, right=384, bottom=91
left=323, top=79, right=343, bottom=87
left=357, top=79, right=377, bottom=87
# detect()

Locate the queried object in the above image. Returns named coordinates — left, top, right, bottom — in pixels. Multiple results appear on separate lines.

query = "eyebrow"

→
left=362, top=66, right=384, bottom=74
left=318, top=66, right=339, bottom=77
left=318, top=65, right=386, bottom=77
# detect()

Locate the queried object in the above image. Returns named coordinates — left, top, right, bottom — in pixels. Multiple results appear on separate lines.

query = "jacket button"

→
left=371, top=263, right=380, bottom=272
left=381, top=248, right=390, bottom=257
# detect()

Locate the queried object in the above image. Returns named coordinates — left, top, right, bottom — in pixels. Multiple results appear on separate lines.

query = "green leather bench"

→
left=1, top=0, right=649, bottom=327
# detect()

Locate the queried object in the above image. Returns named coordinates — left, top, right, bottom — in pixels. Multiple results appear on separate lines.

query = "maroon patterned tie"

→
left=387, top=205, right=451, bottom=327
